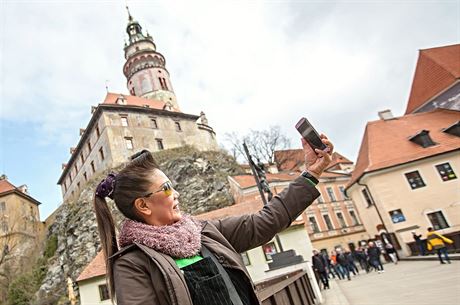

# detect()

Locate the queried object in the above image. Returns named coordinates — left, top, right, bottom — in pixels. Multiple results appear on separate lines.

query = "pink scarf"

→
left=118, top=214, right=202, bottom=258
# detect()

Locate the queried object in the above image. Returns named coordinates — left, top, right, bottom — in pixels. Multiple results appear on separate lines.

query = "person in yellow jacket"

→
left=426, top=227, right=453, bottom=264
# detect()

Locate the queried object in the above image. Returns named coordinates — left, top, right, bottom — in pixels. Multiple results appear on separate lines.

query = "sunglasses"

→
left=143, top=181, right=174, bottom=198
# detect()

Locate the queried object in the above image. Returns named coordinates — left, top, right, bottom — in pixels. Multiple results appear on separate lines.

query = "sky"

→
left=0, top=0, right=459, bottom=220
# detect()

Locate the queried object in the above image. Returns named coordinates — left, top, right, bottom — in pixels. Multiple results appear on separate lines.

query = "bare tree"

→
left=224, top=126, right=291, bottom=165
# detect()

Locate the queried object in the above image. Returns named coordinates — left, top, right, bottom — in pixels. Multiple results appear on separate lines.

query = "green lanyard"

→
left=174, top=255, right=203, bottom=269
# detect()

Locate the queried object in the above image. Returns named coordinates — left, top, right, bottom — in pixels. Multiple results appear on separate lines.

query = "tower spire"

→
left=126, top=4, right=133, bottom=21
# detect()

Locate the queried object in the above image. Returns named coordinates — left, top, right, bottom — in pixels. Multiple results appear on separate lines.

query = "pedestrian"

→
left=412, top=231, right=425, bottom=256
left=312, top=249, right=330, bottom=289
left=426, top=227, right=454, bottom=264
left=367, top=241, right=384, bottom=273
left=93, top=137, right=333, bottom=304
left=336, top=249, right=351, bottom=280
left=355, top=246, right=369, bottom=272
left=330, top=250, right=344, bottom=279
left=345, top=250, right=359, bottom=275
left=385, top=243, right=398, bottom=264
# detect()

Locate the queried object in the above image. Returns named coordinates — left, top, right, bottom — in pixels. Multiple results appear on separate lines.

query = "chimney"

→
left=70, top=147, right=76, bottom=154
left=62, top=163, right=67, bottom=170
left=17, top=184, right=28, bottom=194
left=79, top=128, right=85, bottom=136
left=0, top=174, right=7, bottom=180
left=378, top=109, right=394, bottom=121
left=91, top=106, right=97, bottom=114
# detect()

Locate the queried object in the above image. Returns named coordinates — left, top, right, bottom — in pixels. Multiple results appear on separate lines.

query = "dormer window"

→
left=409, top=130, right=436, bottom=148
left=116, top=95, right=127, bottom=105
left=442, top=121, right=460, bottom=137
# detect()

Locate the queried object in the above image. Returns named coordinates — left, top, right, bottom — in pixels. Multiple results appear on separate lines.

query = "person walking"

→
left=330, top=250, right=344, bottom=280
left=93, top=137, right=333, bottom=304
left=336, top=249, right=351, bottom=280
left=345, top=250, right=359, bottom=275
left=367, top=242, right=384, bottom=273
left=426, top=227, right=454, bottom=264
left=312, top=249, right=330, bottom=289
left=385, top=243, right=398, bottom=264
left=412, top=231, right=425, bottom=256
left=355, top=246, right=369, bottom=273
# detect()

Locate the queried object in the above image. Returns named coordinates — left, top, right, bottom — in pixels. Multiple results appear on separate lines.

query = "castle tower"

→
left=123, top=9, right=179, bottom=110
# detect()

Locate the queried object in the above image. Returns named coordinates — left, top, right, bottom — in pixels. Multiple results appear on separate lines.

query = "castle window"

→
left=64, top=182, right=67, bottom=192
left=1, top=221, right=8, bottom=233
left=83, top=172, right=88, bottom=182
left=125, top=137, right=134, bottom=150
left=77, top=182, right=81, bottom=190
left=405, top=170, right=426, bottom=189
left=435, top=162, right=457, bottom=181
left=156, top=139, right=164, bottom=150
left=121, top=116, right=129, bottom=127
left=175, top=122, right=182, bottom=132
left=0, top=201, right=5, bottom=213
left=69, top=172, right=73, bottom=183
left=80, top=152, right=84, bottom=164
left=74, top=164, right=78, bottom=174
left=99, top=147, right=105, bottom=161
left=96, top=125, right=101, bottom=138
left=150, top=118, right=158, bottom=129
left=91, top=161, right=96, bottom=173
left=87, top=141, right=92, bottom=152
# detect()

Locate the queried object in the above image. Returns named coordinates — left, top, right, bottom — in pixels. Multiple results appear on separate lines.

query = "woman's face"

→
left=140, top=169, right=182, bottom=226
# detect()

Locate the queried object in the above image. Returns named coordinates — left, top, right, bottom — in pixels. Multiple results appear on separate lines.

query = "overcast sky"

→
left=0, top=0, right=458, bottom=220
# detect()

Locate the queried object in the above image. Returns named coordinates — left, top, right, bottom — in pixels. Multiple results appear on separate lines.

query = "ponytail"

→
left=93, top=195, right=118, bottom=302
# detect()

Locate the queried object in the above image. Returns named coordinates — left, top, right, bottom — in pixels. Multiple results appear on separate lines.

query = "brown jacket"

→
left=111, top=176, right=319, bottom=305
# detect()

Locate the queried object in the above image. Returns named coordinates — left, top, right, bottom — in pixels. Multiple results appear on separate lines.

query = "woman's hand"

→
left=302, top=134, right=333, bottom=179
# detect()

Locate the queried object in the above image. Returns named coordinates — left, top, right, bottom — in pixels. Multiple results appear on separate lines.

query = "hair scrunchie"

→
left=95, top=173, right=117, bottom=199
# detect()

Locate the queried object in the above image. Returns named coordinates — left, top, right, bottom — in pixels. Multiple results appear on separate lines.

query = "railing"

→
left=255, top=270, right=317, bottom=305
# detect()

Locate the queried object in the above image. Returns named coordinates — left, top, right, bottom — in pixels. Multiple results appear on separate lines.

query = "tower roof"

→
left=405, top=44, right=460, bottom=114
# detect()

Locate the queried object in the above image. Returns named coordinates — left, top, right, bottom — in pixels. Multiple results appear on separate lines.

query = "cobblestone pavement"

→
left=322, top=260, right=460, bottom=305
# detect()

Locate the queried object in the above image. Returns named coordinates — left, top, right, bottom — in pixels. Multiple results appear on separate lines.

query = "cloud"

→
left=1, top=0, right=458, bottom=160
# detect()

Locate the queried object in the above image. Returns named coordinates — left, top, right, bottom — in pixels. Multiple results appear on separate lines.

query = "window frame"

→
left=156, top=138, right=164, bottom=150
left=241, top=252, right=251, bottom=266
left=99, top=147, right=105, bottom=161
left=348, top=209, right=360, bottom=226
left=323, top=214, right=334, bottom=231
left=336, top=211, right=347, bottom=228
left=426, top=210, right=450, bottom=230
left=435, top=162, right=457, bottom=182
left=308, top=215, right=320, bottom=233
left=98, top=284, right=110, bottom=301
left=326, top=187, right=336, bottom=202
left=120, top=116, right=129, bottom=127
left=404, top=170, right=426, bottom=190
left=125, top=137, right=134, bottom=150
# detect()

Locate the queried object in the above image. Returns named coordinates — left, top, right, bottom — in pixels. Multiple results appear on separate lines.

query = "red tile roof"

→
left=196, top=198, right=305, bottom=226
left=348, top=109, right=460, bottom=188
left=76, top=251, right=106, bottom=282
left=103, top=92, right=166, bottom=110
left=232, top=173, right=297, bottom=189
left=405, top=44, right=460, bottom=114
left=0, top=179, right=16, bottom=194
left=275, top=149, right=352, bottom=172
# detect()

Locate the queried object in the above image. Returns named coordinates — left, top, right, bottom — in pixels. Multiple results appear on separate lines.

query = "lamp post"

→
left=242, top=142, right=284, bottom=252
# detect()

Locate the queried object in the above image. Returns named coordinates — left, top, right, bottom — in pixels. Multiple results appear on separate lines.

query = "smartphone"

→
left=295, top=117, right=327, bottom=151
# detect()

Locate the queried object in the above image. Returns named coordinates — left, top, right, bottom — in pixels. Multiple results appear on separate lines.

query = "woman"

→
left=93, top=136, right=333, bottom=304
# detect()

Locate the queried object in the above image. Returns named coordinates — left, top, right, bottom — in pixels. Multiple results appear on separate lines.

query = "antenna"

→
left=105, top=80, right=109, bottom=93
